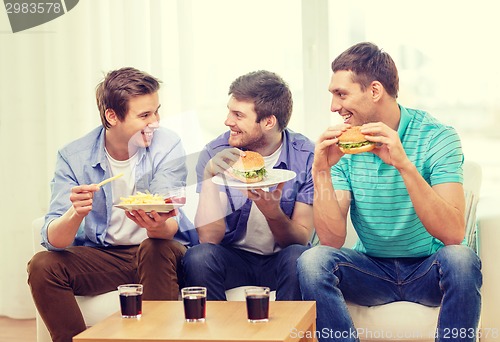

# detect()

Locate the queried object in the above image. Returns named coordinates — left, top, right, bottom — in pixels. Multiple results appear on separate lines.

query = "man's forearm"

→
left=312, top=170, right=347, bottom=248
left=47, top=207, right=83, bottom=248
left=196, top=220, right=226, bottom=244
left=194, top=179, right=227, bottom=244
left=266, top=211, right=310, bottom=246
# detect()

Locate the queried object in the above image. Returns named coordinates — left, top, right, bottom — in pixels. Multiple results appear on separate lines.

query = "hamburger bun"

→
left=228, top=151, right=267, bottom=183
left=338, top=126, right=375, bottom=154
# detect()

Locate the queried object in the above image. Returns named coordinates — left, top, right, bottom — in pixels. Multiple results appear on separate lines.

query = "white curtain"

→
left=0, top=0, right=183, bottom=319
left=0, top=0, right=307, bottom=318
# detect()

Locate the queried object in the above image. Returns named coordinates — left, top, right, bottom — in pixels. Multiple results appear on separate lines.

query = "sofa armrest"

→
left=476, top=196, right=500, bottom=339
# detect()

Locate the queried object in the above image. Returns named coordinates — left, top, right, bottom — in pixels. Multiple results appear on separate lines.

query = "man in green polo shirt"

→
left=297, top=42, right=482, bottom=342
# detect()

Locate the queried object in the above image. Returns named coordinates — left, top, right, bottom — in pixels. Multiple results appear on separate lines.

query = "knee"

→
left=297, top=246, right=334, bottom=281
left=279, top=244, right=309, bottom=268
left=182, top=243, right=218, bottom=270
left=437, top=245, right=481, bottom=271
left=437, top=245, right=482, bottom=287
left=27, top=251, right=63, bottom=286
left=139, top=238, right=186, bottom=263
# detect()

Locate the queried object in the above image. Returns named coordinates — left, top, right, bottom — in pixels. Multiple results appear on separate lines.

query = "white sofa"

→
left=32, top=162, right=499, bottom=342
left=332, top=161, right=499, bottom=342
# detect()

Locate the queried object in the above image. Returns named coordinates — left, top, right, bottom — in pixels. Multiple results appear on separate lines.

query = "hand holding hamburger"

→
left=337, top=126, right=375, bottom=154
left=226, top=151, right=267, bottom=183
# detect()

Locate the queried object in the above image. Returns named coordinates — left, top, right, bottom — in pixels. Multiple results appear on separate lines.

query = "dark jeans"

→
left=27, top=238, right=186, bottom=342
left=182, top=243, right=308, bottom=300
left=298, top=245, right=482, bottom=342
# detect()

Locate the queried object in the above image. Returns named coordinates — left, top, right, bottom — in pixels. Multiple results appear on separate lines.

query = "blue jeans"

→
left=297, top=245, right=482, bottom=342
left=182, top=243, right=308, bottom=300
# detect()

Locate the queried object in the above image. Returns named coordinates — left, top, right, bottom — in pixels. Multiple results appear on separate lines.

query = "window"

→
left=165, top=0, right=304, bottom=154
left=325, top=0, right=500, bottom=197
left=164, top=0, right=499, bottom=197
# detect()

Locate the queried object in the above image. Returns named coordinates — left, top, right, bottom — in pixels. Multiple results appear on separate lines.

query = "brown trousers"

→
left=27, top=238, right=186, bottom=342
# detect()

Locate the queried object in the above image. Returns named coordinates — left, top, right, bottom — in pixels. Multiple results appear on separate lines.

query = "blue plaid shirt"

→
left=195, top=129, right=314, bottom=245
left=41, top=126, right=198, bottom=250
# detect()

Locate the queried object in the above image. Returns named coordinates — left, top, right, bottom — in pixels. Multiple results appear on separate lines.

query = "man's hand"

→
left=245, top=182, right=285, bottom=219
left=245, top=183, right=313, bottom=246
left=69, top=184, right=99, bottom=217
left=204, top=148, right=244, bottom=178
left=313, top=124, right=350, bottom=174
left=47, top=183, right=99, bottom=248
left=361, top=122, right=411, bottom=170
left=125, top=209, right=177, bottom=234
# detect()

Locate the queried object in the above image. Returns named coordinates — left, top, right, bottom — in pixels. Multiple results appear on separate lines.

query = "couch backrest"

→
left=463, top=161, right=482, bottom=251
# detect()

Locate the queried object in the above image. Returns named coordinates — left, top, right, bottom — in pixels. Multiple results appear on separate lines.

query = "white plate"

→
left=114, top=203, right=184, bottom=213
left=212, top=169, right=296, bottom=190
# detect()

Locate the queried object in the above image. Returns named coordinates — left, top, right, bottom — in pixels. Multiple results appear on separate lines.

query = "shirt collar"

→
left=275, top=130, right=290, bottom=169
left=215, top=130, right=289, bottom=169
left=397, top=104, right=411, bottom=139
left=90, top=127, right=147, bottom=171
left=90, top=128, right=107, bottom=170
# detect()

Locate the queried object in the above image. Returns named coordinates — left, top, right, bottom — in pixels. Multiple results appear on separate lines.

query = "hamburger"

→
left=337, top=126, right=375, bottom=154
left=227, top=151, right=267, bottom=183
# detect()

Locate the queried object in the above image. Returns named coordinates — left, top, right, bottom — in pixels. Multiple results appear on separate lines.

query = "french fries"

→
left=119, top=192, right=165, bottom=205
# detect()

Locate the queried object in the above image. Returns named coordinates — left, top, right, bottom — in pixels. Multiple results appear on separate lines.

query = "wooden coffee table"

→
left=73, top=301, right=316, bottom=342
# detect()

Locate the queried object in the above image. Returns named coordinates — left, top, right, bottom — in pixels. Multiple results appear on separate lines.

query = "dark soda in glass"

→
left=119, top=292, right=142, bottom=318
left=183, top=295, right=206, bottom=321
left=246, top=294, right=269, bottom=321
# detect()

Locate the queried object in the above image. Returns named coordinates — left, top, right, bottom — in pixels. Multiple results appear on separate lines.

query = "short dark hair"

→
left=228, top=70, right=292, bottom=131
left=332, top=42, right=399, bottom=98
left=95, top=67, right=161, bottom=129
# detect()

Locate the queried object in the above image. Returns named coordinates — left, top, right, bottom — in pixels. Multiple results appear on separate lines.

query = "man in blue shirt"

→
left=297, top=42, right=482, bottom=342
left=182, top=70, right=315, bottom=300
left=27, top=67, right=197, bottom=342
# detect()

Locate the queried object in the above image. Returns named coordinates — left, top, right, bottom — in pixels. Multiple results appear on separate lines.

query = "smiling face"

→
left=125, top=93, right=160, bottom=148
left=224, top=95, right=269, bottom=150
left=328, top=70, right=378, bottom=126
left=106, top=92, right=160, bottom=159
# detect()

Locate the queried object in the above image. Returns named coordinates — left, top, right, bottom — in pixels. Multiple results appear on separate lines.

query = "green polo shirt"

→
left=331, top=105, right=463, bottom=258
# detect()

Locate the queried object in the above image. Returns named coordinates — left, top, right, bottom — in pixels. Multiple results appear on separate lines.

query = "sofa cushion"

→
left=348, top=301, right=438, bottom=342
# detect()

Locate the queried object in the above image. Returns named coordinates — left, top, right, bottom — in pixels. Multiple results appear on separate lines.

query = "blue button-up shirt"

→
left=195, top=129, right=315, bottom=245
left=41, top=126, right=198, bottom=250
